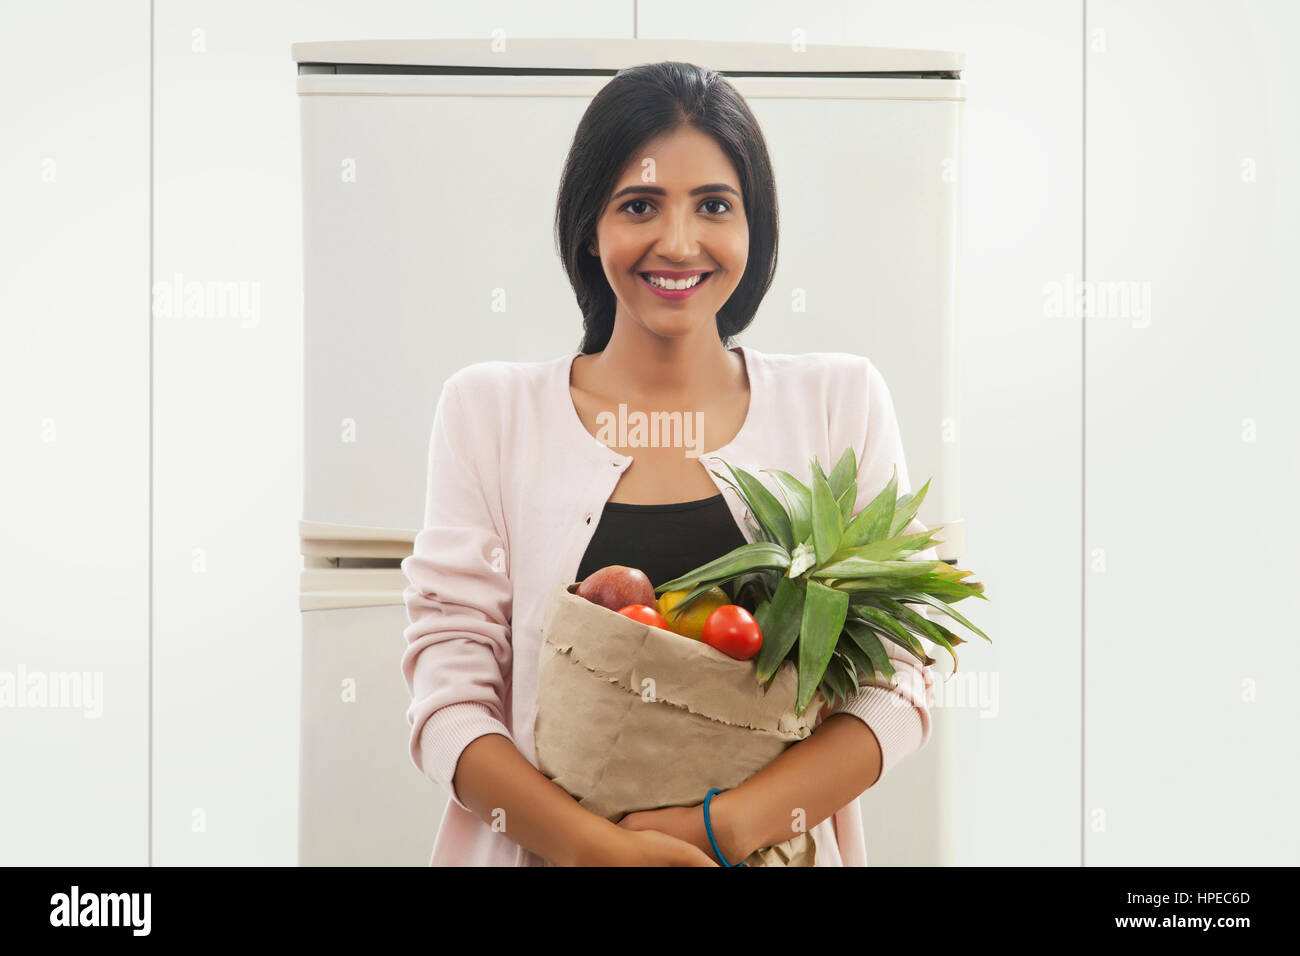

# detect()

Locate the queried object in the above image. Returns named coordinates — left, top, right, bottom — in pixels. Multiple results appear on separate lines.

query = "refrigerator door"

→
left=297, top=38, right=964, bottom=865
left=298, top=521, right=445, bottom=865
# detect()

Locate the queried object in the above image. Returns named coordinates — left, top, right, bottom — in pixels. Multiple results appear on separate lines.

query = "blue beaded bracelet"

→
left=703, top=788, right=745, bottom=867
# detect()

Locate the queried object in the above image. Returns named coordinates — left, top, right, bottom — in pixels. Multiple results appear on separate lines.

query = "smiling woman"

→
left=553, top=60, right=779, bottom=356
left=587, top=125, right=749, bottom=328
left=403, top=60, right=934, bottom=869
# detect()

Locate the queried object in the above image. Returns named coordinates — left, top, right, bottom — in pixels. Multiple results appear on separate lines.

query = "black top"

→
left=575, top=493, right=748, bottom=593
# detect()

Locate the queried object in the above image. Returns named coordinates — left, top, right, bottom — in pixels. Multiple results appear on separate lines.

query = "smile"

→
left=639, top=271, right=712, bottom=299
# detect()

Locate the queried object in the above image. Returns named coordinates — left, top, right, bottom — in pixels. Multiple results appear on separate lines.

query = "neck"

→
left=591, top=321, right=742, bottom=405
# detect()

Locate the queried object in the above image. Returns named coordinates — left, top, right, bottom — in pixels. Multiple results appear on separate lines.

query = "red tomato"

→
left=617, top=605, right=671, bottom=631
left=701, top=605, right=763, bottom=660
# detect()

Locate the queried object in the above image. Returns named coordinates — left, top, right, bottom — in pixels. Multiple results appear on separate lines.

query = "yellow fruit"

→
left=656, top=586, right=730, bottom=641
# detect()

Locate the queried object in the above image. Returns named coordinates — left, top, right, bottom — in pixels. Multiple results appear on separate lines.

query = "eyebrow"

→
left=609, top=182, right=741, bottom=202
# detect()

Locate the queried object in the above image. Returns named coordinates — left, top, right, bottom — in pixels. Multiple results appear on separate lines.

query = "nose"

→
left=654, top=207, right=700, bottom=261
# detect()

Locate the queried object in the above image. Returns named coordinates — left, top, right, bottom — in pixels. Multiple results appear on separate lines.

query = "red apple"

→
left=576, top=565, right=656, bottom=613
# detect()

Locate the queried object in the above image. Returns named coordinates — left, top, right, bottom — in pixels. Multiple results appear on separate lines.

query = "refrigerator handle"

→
left=299, top=519, right=416, bottom=611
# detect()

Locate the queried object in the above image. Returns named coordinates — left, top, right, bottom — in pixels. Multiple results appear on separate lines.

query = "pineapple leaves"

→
left=835, top=562, right=984, bottom=603
left=868, top=595, right=961, bottom=673
left=836, top=484, right=856, bottom=527
left=820, top=652, right=855, bottom=706
left=809, top=457, right=844, bottom=567
left=655, top=541, right=792, bottom=596
left=892, top=589, right=992, bottom=642
left=889, top=478, right=931, bottom=537
left=826, top=446, right=857, bottom=503
left=843, top=619, right=896, bottom=683
left=625, top=445, right=989, bottom=719
left=827, top=447, right=858, bottom=526
left=817, top=529, right=946, bottom=571
left=851, top=605, right=936, bottom=666
left=761, top=469, right=812, bottom=544
left=841, top=464, right=899, bottom=548
left=810, top=557, right=940, bottom=582
left=796, top=581, right=849, bottom=716
left=753, top=577, right=804, bottom=684
left=707, top=459, right=795, bottom=551
left=787, top=540, right=817, bottom=578
left=838, top=633, right=880, bottom=686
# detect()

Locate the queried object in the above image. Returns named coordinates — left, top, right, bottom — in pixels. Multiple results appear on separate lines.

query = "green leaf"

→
left=754, top=577, right=805, bottom=683
left=869, top=595, right=961, bottom=673
left=851, top=605, right=935, bottom=666
left=841, top=464, right=899, bottom=548
left=827, top=446, right=857, bottom=503
left=655, top=542, right=792, bottom=594
left=838, top=632, right=881, bottom=684
left=834, top=648, right=860, bottom=684
left=889, top=478, right=932, bottom=537
left=796, top=581, right=850, bottom=716
left=836, top=483, right=856, bottom=527
left=829, top=561, right=983, bottom=598
left=733, top=573, right=772, bottom=616
left=743, top=512, right=772, bottom=544
left=834, top=651, right=859, bottom=690
left=827, top=447, right=858, bottom=526
left=786, top=539, right=817, bottom=579
left=762, top=469, right=812, bottom=544
left=892, top=590, right=992, bottom=643
left=708, top=458, right=795, bottom=551
left=809, top=458, right=844, bottom=567
left=822, top=529, right=947, bottom=567
left=821, top=652, right=852, bottom=704
left=810, top=557, right=940, bottom=581
left=843, top=619, right=897, bottom=682
left=841, top=577, right=985, bottom=603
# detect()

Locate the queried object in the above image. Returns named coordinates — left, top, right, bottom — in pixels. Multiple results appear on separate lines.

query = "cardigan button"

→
left=585, top=515, right=592, bottom=524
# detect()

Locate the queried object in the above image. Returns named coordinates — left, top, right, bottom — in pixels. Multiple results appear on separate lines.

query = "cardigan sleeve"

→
left=400, top=374, right=516, bottom=813
left=823, top=357, right=937, bottom=788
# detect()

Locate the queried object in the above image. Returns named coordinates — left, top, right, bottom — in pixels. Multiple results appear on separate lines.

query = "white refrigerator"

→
left=294, top=37, right=966, bottom=866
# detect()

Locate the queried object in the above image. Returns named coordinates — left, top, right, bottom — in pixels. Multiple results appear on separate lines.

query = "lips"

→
left=638, top=271, right=712, bottom=286
left=638, top=271, right=713, bottom=298
left=639, top=270, right=711, bottom=280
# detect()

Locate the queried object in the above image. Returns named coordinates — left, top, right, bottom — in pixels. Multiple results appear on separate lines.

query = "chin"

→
left=644, top=316, right=705, bottom=338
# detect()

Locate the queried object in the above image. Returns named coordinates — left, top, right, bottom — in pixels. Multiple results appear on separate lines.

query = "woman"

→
left=400, top=61, right=937, bottom=866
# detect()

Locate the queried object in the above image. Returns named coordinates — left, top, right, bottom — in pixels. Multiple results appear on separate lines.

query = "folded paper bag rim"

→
left=542, top=581, right=822, bottom=737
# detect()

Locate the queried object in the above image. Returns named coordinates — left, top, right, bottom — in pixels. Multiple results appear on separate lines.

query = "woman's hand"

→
left=571, top=819, right=719, bottom=866
left=617, top=797, right=750, bottom=866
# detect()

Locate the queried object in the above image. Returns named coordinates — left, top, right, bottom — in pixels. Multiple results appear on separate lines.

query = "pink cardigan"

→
left=400, top=345, right=938, bottom=866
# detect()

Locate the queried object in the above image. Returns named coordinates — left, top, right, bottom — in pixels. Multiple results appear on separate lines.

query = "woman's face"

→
left=592, top=125, right=749, bottom=340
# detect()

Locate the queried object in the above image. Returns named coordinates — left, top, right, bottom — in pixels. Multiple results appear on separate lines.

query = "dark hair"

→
left=554, top=61, right=780, bottom=355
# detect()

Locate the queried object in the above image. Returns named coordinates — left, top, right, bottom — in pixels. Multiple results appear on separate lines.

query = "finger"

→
left=688, top=848, right=720, bottom=867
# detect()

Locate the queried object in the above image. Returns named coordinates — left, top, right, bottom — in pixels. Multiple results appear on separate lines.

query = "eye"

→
left=617, top=197, right=734, bottom=216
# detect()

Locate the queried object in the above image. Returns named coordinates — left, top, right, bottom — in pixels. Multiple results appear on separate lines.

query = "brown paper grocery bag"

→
left=534, top=581, right=825, bottom=867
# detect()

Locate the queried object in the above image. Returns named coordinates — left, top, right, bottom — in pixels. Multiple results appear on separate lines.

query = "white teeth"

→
left=645, top=273, right=704, bottom=290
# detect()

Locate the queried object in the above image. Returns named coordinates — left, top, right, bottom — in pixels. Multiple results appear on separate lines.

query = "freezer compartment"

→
left=299, top=520, right=445, bottom=865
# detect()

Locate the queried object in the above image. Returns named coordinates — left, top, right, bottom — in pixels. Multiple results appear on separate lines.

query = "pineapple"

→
left=654, top=446, right=990, bottom=716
